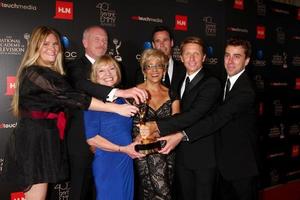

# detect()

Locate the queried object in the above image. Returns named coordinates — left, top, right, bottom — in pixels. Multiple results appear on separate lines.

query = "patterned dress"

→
left=133, top=91, right=178, bottom=200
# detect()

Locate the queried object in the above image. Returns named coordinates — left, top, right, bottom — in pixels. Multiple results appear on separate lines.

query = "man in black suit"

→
left=148, top=38, right=259, bottom=200
left=65, top=25, right=147, bottom=200
left=136, top=25, right=185, bottom=94
left=184, top=38, right=259, bottom=200
left=142, top=36, right=222, bottom=200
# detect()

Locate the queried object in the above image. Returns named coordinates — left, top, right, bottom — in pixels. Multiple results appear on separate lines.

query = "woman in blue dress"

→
left=84, top=55, right=145, bottom=200
left=1, top=26, right=140, bottom=200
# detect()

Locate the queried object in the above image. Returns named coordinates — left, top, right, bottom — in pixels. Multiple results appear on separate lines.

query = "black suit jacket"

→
left=184, top=71, right=259, bottom=180
left=66, top=56, right=112, bottom=100
left=164, top=60, right=186, bottom=95
left=65, top=56, right=113, bottom=156
left=157, top=68, right=222, bottom=169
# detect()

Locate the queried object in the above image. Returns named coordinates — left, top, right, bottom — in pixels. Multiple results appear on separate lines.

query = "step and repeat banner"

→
left=0, top=0, right=299, bottom=199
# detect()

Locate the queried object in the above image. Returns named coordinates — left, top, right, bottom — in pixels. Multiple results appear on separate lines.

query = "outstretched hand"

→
left=115, top=87, right=148, bottom=104
left=158, top=132, right=183, bottom=154
left=115, top=103, right=139, bottom=117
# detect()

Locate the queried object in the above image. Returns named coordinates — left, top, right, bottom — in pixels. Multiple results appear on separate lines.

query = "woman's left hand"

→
left=120, top=141, right=145, bottom=159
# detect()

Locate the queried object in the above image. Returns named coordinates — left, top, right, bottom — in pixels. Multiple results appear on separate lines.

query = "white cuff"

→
left=181, top=131, right=189, bottom=141
left=107, top=88, right=118, bottom=102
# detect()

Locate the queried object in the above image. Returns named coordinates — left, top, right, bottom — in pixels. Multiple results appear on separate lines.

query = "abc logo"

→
left=64, top=51, right=77, bottom=59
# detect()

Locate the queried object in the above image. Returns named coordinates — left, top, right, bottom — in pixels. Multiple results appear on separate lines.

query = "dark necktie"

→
left=224, top=78, right=231, bottom=100
left=164, top=72, right=171, bottom=88
left=184, top=76, right=190, bottom=93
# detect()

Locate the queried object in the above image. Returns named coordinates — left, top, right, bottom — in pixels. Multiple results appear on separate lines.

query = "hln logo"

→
left=177, top=20, right=186, bottom=26
left=11, top=192, right=25, bottom=200
left=58, top=7, right=71, bottom=14
left=54, top=1, right=73, bottom=20
left=174, top=15, right=188, bottom=31
left=6, top=76, right=16, bottom=96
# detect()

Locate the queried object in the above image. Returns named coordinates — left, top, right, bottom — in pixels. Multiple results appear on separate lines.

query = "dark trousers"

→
left=69, top=154, right=95, bottom=200
left=176, top=164, right=216, bottom=200
left=217, top=173, right=258, bottom=200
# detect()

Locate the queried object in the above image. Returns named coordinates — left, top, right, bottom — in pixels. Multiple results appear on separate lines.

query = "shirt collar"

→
left=227, top=69, right=245, bottom=90
left=186, top=67, right=202, bottom=82
left=85, top=54, right=96, bottom=64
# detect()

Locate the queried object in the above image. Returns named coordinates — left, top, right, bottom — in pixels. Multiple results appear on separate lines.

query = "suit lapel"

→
left=182, top=69, right=205, bottom=98
left=172, top=60, right=185, bottom=83
left=82, top=55, right=92, bottom=65
left=225, top=71, right=247, bottom=100
left=231, top=71, right=247, bottom=89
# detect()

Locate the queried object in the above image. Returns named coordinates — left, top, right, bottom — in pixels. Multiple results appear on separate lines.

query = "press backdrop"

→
left=0, top=0, right=300, bottom=199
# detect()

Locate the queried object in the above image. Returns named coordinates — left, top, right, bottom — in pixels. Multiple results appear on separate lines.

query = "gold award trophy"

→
left=134, top=102, right=162, bottom=155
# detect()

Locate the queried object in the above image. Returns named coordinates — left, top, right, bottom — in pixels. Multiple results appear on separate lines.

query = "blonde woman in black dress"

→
left=133, top=49, right=180, bottom=200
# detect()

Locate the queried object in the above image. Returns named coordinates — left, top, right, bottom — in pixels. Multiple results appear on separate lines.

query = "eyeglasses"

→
left=144, top=64, right=165, bottom=71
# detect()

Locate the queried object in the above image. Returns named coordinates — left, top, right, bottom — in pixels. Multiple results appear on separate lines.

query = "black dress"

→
left=2, top=65, right=91, bottom=191
left=133, top=91, right=178, bottom=200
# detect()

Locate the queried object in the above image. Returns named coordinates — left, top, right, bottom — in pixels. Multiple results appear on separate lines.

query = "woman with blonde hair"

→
left=84, top=55, right=144, bottom=200
left=133, top=48, right=181, bottom=200
left=2, top=26, right=139, bottom=200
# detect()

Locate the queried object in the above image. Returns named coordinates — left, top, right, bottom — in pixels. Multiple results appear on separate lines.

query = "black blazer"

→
left=184, top=72, right=259, bottom=180
left=65, top=56, right=113, bottom=156
left=66, top=56, right=112, bottom=100
left=164, top=60, right=186, bottom=95
left=157, top=68, right=222, bottom=169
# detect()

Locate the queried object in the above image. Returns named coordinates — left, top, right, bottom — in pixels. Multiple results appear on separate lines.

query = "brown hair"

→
left=226, top=37, right=252, bottom=58
left=180, top=36, right=206, bottom=55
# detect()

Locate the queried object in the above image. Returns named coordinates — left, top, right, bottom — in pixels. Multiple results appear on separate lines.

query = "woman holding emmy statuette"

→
left=1, top=26, right=140, bottom=200
left=133, top=49, right=180, bottom=200
left=83, top=55, right=145, bottom=200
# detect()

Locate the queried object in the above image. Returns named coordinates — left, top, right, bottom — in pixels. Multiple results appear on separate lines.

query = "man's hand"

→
left=158, top=132, right=184, bottom=154
left=115, top=87, right=148, bottom=104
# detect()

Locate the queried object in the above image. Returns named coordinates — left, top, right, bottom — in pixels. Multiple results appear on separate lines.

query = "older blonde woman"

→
left=84, top=55, right=144, bottom=200
left=133, top=49, right=180, bottom=200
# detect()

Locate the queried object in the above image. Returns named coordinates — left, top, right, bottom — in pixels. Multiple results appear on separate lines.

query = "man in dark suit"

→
left=184, top=38, right=259, bottom=200
left=136, top=25, right=185, bottom=94
left=65, top=25, right=147, bottom=200
left=142, top=36, right=222, bottom=200
left=148, top=38, right=259, bottom=200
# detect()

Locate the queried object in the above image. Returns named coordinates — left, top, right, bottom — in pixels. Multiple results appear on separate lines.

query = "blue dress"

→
left=84, top=98, right=134, bottom=200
